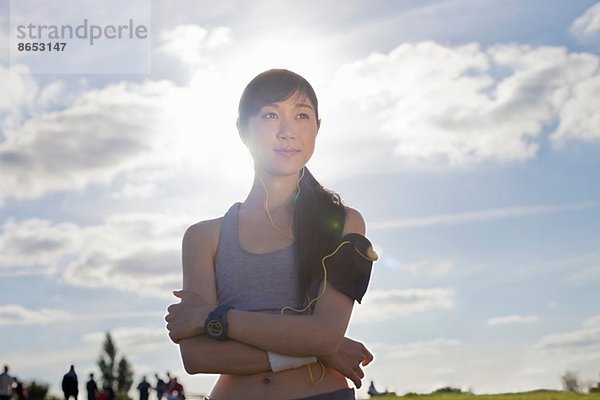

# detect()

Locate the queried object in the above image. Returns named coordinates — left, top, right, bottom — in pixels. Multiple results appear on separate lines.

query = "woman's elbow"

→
left=180, top=349, right=201, bottom=374
left=179, top=339, right=210, bottom=374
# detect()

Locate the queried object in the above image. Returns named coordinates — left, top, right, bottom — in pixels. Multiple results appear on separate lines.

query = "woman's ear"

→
left=317, top=118, right=322, bottom=132
left=237, top=118, right=247, bottom=145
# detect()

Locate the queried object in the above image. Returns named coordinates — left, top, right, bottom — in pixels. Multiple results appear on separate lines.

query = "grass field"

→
left=361, top=391, right=600, bottom=400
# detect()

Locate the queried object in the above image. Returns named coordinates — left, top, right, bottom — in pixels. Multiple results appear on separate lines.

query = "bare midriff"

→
left=209, top=363, right=348, bottom=400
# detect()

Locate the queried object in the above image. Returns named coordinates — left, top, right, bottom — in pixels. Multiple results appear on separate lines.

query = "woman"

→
left=166, top=69, right=377, bottom=400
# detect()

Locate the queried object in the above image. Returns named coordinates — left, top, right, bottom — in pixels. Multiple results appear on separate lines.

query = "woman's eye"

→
left=263, top=112, right=278, bottom=119
left=297, top=113, right=310, bottom=119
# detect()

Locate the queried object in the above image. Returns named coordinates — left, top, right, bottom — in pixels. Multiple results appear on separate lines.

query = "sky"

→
left=1, top=0, right=600, bottom=398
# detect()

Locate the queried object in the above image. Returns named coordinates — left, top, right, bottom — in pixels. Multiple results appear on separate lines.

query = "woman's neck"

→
left=242, top=171, right=302, bottom=212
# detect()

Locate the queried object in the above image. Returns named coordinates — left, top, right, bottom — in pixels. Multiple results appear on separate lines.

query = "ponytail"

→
left=293, top=168, right=346, bottom=297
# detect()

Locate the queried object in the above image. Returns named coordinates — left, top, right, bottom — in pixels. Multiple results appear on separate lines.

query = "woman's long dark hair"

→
left=238, top=69, right=346, bottom=297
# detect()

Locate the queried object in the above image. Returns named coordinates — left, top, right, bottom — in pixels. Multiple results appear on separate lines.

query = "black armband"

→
left=325, top=233, right=378, bottom=303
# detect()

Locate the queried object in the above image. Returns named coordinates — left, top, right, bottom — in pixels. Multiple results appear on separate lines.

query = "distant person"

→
left=166, top=377, right=183, bottom=400
left=154, top=374, right=166, bottom=400
left=136, top=377, right=151, bottom=400
left=368, top=380, right=381, bottom=397
left=12, top=377, right=27, bottom=400
left=61, top=365, right=79, bottom=400
left=97, top=383, right=114, bottom=400
left=0, top=366, right=13, bottom=400
left=85, top=374, right=97, bottom=400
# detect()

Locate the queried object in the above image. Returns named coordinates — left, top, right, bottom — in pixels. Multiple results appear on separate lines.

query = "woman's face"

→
left=242, top=90, right=318, bottom=177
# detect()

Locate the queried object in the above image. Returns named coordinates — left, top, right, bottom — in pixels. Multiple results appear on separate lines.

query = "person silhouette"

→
left=136, top=377, right=151, bottom=400
left=61, top=365, right=79, bottom=400
left=154, top=374, right=166, bottom=400
left=86, top=373, right=97, bottom=400
left=98, top=383, right=114, bottom=400
left=0, top=366, right=12, bottom=400
left=166, top=377, right=184, bottom=400
left=11, top=377, right=26, bottom=400
left=368, top=380, right=381, bottom=397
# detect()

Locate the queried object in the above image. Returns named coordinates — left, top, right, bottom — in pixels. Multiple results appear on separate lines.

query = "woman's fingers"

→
left=361, top=348, right=374, bottom=366
left=358, top=342, right=374, bottom=366
left=353, top=367, right=364, bottom=388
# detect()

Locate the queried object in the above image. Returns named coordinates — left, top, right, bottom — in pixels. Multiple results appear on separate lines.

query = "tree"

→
left=561, top=370, right=581, bottom=393
left=98, top=332, right=117, bottom=389
left=97, top=332, right=134, bottom=399
left=116, top=357, right=134, bottom=394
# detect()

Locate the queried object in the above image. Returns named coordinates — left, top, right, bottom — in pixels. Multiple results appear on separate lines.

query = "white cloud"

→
left=516, top=367, right=545, bottom=376
left=565, top=265, right=600, bottom=284
left=205, top=26, right=233, bottom=49
left=0, top=80, right=182, bottom=205
left=385, top=338, right=462, bottom=359
left=1, top=65, right=254, bottom=207
left=396, top=259, right=454, bottom=277
left=5, top=40, right=598, bottom=208
left=0, top=20, right=7, bottom=63
left=157, top=24, right=232, bottom=67
left=571, top=2, right=600, bottom=37
left=552, top=73, right=600, bottom=143
left=61, top=213, right=187, bottom=298
left=0, top=65, right=37, bottom=112
left=487, top=314, right=540, bottom=326
left=0, top=212, right=189, bottom=297
left=430, top=367, right=456, bottom=376
left=315, top=41, right=600, bottom=177
left=0, top=218, right=82, bottom=270
left=0, top=303, right=163, bottom=326
left=534, top=314, right=600, bottom=359
left=0, top=304, right=70, bottom=325
left=370, top=201, right=599, bottom=230
left=583, top=315, right=600, bottom=329
left=352, top=288, right=454, bottom=323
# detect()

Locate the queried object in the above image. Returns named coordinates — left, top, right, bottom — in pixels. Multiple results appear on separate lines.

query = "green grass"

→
left=361, top=391, right=600, bottom=400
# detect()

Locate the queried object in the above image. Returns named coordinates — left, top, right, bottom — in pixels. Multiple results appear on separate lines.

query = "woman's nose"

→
left=277, top=116, right=296, bottom=140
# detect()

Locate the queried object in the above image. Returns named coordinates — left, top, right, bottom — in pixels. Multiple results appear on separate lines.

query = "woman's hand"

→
left=320, top=337, right=373, bottom=389
left=165, top=290, right=215, bottom=343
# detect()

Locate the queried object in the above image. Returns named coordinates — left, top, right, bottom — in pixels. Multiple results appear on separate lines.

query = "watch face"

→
left=207, top=319, right=224, bottom=337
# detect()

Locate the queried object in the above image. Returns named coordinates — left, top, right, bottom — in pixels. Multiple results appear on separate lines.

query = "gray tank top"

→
left=214, top=202, right=306, bottom=313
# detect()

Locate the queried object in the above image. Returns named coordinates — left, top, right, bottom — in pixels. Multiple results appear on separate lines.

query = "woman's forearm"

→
left=228, top=312, right=337, bottom=356
left=179, top=335, right=270, bottom=375
left=226, top=292, right=353, bottom=357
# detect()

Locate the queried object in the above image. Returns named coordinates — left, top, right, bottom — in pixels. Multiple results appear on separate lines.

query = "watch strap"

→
left=205, top=304, right=233, bottom=341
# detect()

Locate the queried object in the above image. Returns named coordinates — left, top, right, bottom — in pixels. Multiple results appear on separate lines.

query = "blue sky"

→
left=1, top=0, right=600, bottom=397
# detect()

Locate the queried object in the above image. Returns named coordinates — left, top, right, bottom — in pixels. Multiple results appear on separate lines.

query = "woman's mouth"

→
left=274, top=148, right=300, bottom=157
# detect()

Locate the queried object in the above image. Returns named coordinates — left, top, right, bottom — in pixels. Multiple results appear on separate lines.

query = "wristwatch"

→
left=205, top=305, right=233, bottom=341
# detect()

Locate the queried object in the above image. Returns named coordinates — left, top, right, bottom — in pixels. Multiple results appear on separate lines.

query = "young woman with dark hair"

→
left=166, top=69, right=377, bottom=400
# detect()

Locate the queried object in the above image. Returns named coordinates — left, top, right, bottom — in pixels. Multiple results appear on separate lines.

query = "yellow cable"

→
left=280, top=240, right=351, bottom=315
left=307, top=361, right=326, bottom=386
left=257, top=167, right=304, bottom=240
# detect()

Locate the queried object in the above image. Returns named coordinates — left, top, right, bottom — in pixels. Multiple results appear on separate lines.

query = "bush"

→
left=432, top=387, right=462, bottom=394
left=561, top=371, right=581, bottom=393
left=115, top=391, right=133, bottom=400
left=27, top=380, right=50, bottom=400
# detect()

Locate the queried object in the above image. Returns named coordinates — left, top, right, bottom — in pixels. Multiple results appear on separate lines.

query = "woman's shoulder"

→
left=183, top=217, right=223, bottom=250
left=183, top=203, right=240, bottom=250
left=342, top=206, right=366, bottom=236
